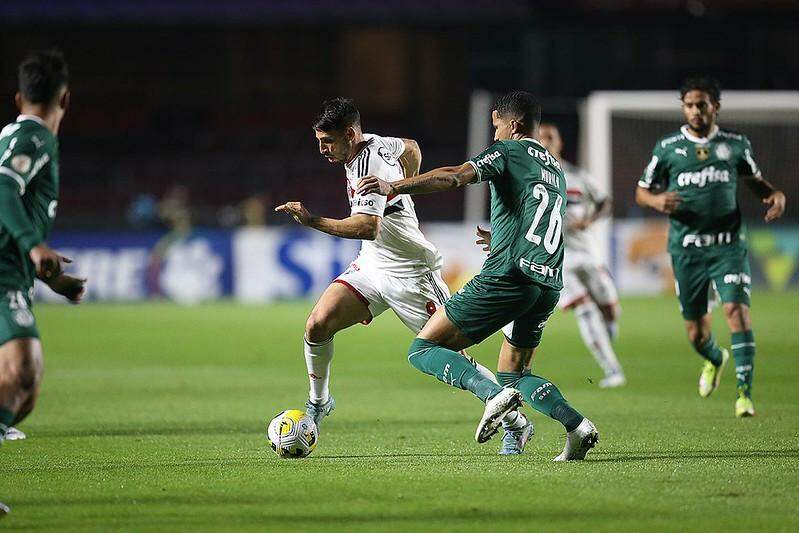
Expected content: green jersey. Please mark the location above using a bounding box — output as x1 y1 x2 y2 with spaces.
468 138 567 290
0 115 60 291
638 124 761 256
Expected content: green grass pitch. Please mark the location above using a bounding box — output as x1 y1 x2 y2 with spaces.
2 293 798 531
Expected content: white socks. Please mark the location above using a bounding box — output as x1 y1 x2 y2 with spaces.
304 336 334 404
575 300 623 378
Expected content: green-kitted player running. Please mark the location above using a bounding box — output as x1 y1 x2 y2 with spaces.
0 50 85 451
635 77 786 417
359 91 598 461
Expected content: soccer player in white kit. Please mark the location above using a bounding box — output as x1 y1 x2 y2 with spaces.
276 98 530 449
538 124 626 388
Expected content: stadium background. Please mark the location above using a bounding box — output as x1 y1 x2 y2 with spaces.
2 0 798 304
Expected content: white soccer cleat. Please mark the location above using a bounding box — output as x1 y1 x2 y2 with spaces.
0 502 9 519
553 418 599 462
599 373 626 389
475 388 523 443
5 427 26 441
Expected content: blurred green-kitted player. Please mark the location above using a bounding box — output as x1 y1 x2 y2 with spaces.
635 77 787 417
0 50 87 450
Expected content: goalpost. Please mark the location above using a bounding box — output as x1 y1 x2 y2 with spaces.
466 90 799 278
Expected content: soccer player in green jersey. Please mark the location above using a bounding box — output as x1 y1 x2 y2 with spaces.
359 91 598 461
0 50 86 450
635 77 786 418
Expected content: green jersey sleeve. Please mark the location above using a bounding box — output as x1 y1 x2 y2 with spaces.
0 178 41 253
468 142 509 182
0 136 40 196
638 143 669 190
737 136 762 178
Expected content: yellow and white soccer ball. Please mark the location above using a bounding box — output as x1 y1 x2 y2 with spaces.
267 409 318 459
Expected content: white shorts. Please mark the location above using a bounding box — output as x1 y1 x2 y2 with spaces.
560 263 618 310
334 263 451 333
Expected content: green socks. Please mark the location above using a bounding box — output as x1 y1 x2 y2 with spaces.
0 407 14 443
407 338 503 402
695 335 724 366
731 330 755 397
497 370 583 432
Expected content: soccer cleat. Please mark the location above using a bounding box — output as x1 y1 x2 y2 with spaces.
599 373 626 389
5 427 26 441
735 393 755 418
554 418 599 462
499 413 534 455
305 396 335 429
699 348 729 398
0 502 9 519
475 388 523 444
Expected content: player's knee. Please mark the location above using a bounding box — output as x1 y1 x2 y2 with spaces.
686 327 709 348
724 303 751 331
0 341 42 394
305 311 335 343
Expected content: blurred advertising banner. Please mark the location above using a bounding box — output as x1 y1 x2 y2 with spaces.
36 223 799 303
612 220 799 294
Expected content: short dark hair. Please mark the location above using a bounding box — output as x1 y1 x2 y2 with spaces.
493 91 542 133
313 97 361 132
18 49 69 106
680 76 721 104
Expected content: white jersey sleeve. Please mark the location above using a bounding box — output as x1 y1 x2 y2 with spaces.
379 136 406 160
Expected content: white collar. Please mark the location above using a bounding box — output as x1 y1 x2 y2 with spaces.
17 114 47 127
680 124 719 144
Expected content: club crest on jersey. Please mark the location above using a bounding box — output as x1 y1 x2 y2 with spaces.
695 145 710 161
11 154 32 174
377 147 397 166
715 143 731 160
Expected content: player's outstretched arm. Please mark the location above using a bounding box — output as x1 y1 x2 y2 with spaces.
635 186 681 215
398 138 422 178
275 202 380 240
743 175 786 223
357 162 477 197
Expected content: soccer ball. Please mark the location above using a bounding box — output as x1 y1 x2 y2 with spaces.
267 409 318 458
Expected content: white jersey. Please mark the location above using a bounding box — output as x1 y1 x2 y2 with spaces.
344 133 442 276
563 162 607 266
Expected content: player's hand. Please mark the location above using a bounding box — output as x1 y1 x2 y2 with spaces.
356 176 394 197
274 202 313 226
49 274 87 304
29 243 70 281
763 190 786 222
475 225 492 253
652 191 681 214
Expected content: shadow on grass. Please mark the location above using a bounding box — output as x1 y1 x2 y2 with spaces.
588 449 799 462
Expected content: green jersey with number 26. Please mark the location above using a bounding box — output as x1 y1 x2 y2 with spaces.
468 138 566 290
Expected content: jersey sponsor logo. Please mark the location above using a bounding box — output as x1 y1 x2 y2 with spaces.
715 143 731 160
682 232 733 248
695 145 710 161
475 150 502 169
519 257 560 278
674 147 688 157
676 165 730 188
11 154 32 174
527 146 562 170
722 272 751 286
350 197 375 208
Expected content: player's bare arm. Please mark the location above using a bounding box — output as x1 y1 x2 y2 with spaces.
275 201 380 240
398 138 422 178
357 162 477 197
635 186 681 215
741 174 786 222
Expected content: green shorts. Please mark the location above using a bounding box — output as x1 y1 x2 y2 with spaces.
671 249 751 321
0 289 39 346
444 273 560 349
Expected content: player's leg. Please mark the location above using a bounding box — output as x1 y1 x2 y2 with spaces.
495 288 598 460
303 272 387 428
388 272 527 446
710 250 756 417
0 338 43 444
673 254 729 396
589 266 622 341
